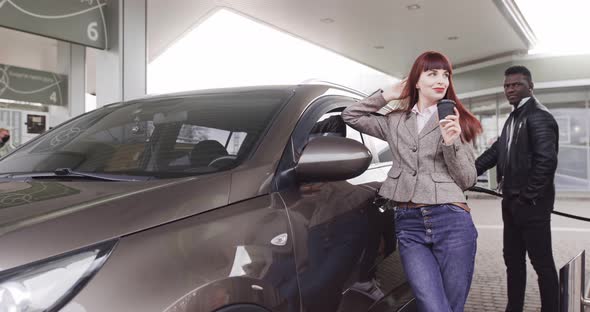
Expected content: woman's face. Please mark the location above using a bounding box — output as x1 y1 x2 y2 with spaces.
416 68 450 102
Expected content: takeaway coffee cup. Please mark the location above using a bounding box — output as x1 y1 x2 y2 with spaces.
437 99 456 123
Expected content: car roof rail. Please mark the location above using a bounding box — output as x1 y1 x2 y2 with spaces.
298 79 368 97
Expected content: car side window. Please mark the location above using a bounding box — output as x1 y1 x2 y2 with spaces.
274 95 362 191
347 126 363 143
310 112 363 144
362 134 393 165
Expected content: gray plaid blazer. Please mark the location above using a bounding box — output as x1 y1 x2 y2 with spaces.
342 92 477 204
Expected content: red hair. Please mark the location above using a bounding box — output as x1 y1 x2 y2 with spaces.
397 51 482 143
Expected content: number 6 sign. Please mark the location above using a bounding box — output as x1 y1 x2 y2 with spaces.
87 21 99 42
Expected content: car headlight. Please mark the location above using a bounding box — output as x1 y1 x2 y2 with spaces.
0 239 118 312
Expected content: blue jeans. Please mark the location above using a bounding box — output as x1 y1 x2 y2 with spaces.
395 204 478 312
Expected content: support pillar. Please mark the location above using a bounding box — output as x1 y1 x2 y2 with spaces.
95 0 146 107
58 42 86 117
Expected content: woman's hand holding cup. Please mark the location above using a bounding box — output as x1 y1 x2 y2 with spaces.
440 107 461 145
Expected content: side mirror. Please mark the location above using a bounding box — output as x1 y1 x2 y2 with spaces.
295 136 372 182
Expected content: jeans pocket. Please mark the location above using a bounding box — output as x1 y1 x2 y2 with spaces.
394 207 408 221
446 204 467 213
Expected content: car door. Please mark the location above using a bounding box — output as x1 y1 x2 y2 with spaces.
273 95 413 312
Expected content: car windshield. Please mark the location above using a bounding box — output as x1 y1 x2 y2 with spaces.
0 89 291 178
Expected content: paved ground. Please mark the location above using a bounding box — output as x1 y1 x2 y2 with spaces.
464 196 590 312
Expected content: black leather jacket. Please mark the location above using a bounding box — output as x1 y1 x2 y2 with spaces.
476 98 559 205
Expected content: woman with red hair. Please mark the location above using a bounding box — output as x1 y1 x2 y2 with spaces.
343 51 482 312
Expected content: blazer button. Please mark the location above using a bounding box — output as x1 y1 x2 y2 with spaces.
411 146 417 152
412 170 417 176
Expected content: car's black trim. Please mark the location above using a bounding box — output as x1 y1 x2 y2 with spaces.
214 303 272 312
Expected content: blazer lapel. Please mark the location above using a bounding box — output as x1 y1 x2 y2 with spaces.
403 112 418 142
418 112 440 139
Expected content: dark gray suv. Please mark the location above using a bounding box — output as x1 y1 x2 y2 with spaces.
0 84 415 312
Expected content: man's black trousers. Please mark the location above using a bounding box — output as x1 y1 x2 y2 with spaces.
501 194 559 312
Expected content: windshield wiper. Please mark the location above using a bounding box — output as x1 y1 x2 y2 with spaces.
54 168 154 181
0 168 153 182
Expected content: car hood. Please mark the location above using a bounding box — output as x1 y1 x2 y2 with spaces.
0 173 231 270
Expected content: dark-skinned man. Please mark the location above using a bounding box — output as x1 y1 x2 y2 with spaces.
476 66 559 312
